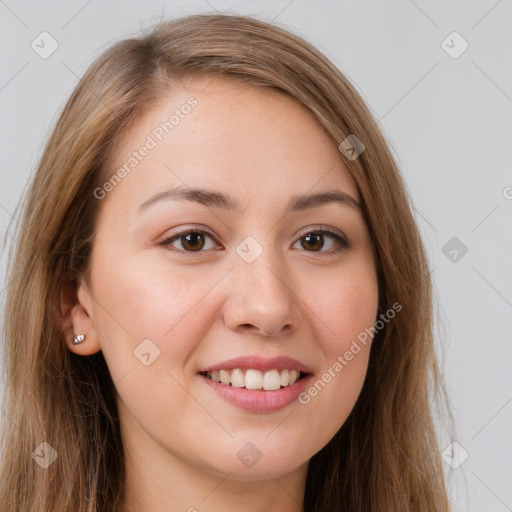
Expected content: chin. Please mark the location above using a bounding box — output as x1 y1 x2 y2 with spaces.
197 441 311 481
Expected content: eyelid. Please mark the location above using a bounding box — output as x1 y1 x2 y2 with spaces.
159 224 214 240
295 224 350 245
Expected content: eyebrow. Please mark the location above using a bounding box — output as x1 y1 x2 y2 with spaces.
138 186 361 215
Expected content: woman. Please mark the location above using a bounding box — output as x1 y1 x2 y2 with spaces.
0 13 454 511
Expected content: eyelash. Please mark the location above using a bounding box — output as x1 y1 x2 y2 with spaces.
158 226 352 257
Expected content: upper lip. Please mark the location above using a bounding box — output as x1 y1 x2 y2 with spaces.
198 355 313 374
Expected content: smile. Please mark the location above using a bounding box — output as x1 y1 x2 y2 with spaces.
199 368 307 391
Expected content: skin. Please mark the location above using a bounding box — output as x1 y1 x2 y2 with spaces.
64 77 379 512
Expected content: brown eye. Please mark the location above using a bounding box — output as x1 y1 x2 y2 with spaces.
301 233 324 251
159 227 351 257
159 230 219 253
293 229 351 255
179 232 206 251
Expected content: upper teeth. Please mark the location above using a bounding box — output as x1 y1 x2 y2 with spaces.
205 368 301 390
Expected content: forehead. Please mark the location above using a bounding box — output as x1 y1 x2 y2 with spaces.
103 77 359 211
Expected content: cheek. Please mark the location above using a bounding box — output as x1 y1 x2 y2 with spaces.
311 256 379 355
297 258 378 428
323 283 378 354
88 247 219 382
88 251 223 434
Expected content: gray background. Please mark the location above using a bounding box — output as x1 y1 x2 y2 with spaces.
1 1 511 510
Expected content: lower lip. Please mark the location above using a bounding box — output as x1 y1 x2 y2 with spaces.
199 373 313 413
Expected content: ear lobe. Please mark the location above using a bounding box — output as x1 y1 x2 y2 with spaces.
60 277 101 355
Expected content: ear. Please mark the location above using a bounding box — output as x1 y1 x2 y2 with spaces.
60 275 102 356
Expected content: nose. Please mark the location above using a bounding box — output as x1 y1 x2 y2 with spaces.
222 246 303 338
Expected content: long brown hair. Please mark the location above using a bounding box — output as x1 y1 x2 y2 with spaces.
0 13 455 511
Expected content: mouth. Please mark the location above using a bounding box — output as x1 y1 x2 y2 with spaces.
196 355 313 411
198 368 310 391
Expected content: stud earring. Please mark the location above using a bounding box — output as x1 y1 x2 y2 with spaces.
73 334 86 345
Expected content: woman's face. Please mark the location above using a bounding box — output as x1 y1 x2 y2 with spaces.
73 78 379 482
